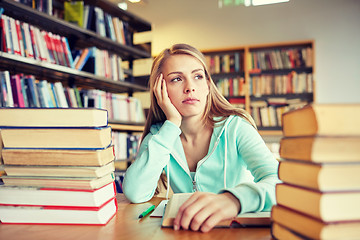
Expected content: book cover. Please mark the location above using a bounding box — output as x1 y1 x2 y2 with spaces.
3 161 115 178
1 126 112 149
271 222 312 240
0 182 116 207
161 193 271 228
10 74 25 107
2 145 114 166
282 104 360 137
0 108 108 127
276 183 360 222
64 1 84 28
271 205 360 240
279 136 360 162
1 172 115 190
0 196 117 225
278 160 360 191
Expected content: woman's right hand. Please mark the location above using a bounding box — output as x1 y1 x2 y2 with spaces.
153 73 182 127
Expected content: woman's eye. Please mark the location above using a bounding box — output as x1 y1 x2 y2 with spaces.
195 74 204 80
171 77 182 82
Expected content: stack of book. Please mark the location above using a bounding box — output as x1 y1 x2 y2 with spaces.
0 108 117 225
271 104 360 239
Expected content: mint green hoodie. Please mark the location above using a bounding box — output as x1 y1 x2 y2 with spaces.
123 115 280 214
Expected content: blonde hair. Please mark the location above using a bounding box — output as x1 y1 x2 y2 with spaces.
142 43 256 141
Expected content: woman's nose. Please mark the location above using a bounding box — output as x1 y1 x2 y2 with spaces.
184 80 195 93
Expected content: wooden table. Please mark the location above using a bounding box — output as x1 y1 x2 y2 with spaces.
0 194 272 240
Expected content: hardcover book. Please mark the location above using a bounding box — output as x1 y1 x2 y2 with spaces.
276 183 360 222
279 136 360 162
1 145 114 166
271 205 360 240
0 197 117 225
1 172 115 190
3 161 115 178
278 160 360 191
0 126 112 149
281 104 360 137
0 182 116 208
0 108 108 127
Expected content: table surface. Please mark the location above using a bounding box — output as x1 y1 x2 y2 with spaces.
0 194 272 240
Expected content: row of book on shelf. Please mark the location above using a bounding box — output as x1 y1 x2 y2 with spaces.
250 72 313 96
12 0 132 46
216 76 246 97
0 71 145 123
248 46 313 71
0 12 73 67
271 104 360 240
64 1 132 46
15 0 53 15
0 108 119 225
250 99 308 128
204 51 244 74
0 12 127 81
73 47 125 81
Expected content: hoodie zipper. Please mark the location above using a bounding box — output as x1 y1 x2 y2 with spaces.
171 118 229 193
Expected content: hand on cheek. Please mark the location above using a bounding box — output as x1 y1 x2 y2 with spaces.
173 192 241 233
153 73 182 127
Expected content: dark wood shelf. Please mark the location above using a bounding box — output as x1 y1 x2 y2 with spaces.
249 67 313 75
0 52 148 93
211 72 245 80
250 93 313 101
0 0 151 60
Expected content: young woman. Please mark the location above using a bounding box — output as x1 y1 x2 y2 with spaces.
122 43 279 232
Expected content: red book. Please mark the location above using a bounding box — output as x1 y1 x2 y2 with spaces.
0 182 116 208
10 74 25 107
0 197 117 225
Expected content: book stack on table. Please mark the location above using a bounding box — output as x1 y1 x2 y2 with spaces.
0 108 117 225
271 104 360 240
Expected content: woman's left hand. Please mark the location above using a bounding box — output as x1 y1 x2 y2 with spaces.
173 192 241 232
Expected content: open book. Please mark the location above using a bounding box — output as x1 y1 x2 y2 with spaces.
161 193 271 228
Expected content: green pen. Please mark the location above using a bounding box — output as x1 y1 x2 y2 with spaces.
138 205 155 219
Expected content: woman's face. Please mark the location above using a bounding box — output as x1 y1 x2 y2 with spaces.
161 54 210 119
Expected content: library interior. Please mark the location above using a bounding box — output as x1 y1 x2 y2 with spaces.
0 0 359 239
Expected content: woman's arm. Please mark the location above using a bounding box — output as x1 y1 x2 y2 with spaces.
123 73 183 203
122 120 181 203
223 118 280 213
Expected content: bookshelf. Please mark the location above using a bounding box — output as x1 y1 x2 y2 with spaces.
202 40 315 136
0 0 151 172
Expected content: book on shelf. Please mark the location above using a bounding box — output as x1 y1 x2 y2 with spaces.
271 205 360 240
278 160 360 192
279 136 360 162
0 182 116 208
64 1 84 28
1 145 114 166
3 161 115 178
0 196 117 225
1 172 115 190
132 58 153 77
282 103 360 137
276 183 360 222
161 193 271 228
0 126 112 149
0 70 14 107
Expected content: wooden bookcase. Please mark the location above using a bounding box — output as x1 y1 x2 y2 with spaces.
202 40 315 137
0 0 151 171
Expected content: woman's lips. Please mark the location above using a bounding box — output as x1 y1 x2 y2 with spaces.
182 98 199 104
